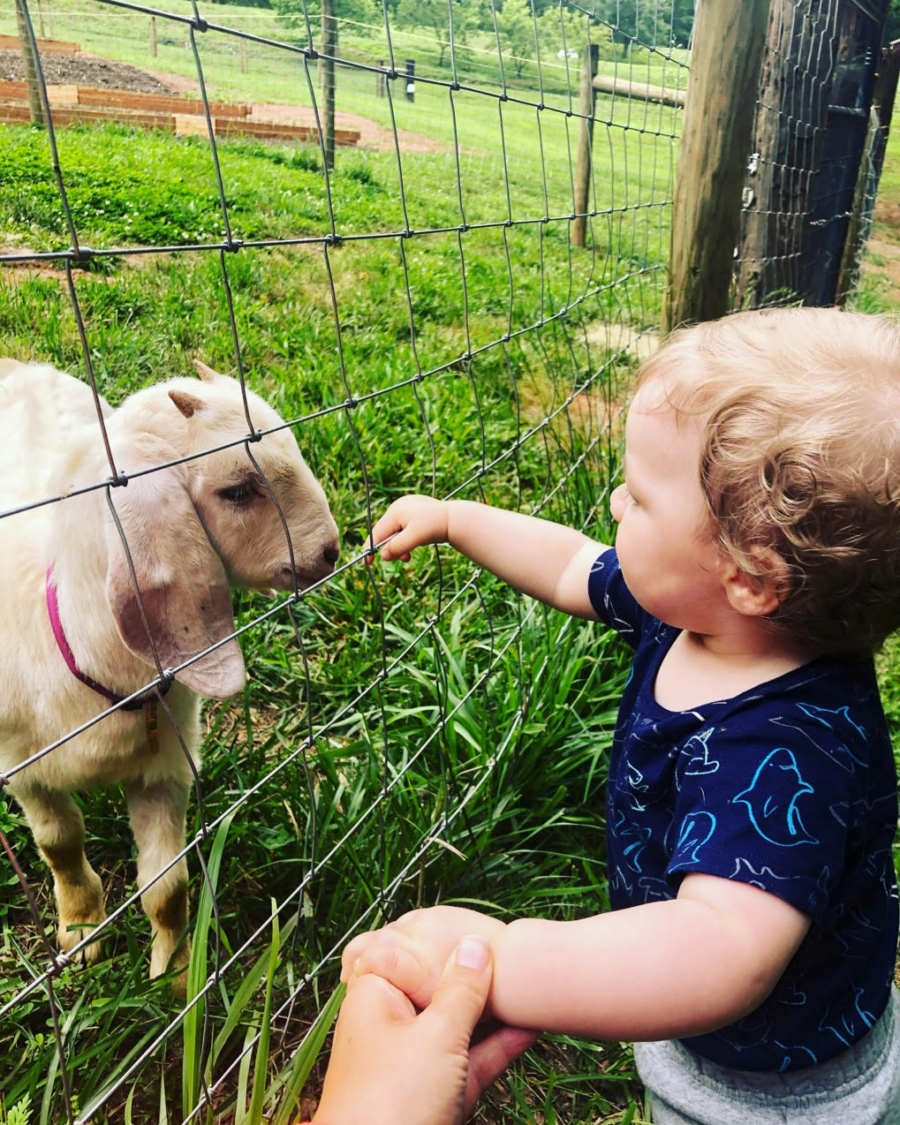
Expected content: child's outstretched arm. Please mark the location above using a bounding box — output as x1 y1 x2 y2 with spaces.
343 875 811 1043
371 495 609 619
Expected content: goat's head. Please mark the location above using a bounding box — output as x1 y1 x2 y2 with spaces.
102 363 339 699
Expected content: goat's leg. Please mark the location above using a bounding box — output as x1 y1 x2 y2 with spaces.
125 777 191 993
14 787 106 964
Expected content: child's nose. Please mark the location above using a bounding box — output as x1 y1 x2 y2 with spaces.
610 484 626 522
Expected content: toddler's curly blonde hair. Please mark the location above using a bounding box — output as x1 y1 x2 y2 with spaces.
636 307 900 655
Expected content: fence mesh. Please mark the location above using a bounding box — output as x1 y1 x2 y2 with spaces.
0 0 889 1121
735 0 889 307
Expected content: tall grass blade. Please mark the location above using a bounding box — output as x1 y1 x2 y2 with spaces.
183 811 236 1117
247 903 279 1125
271 984 345 1125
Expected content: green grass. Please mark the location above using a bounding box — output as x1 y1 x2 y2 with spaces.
0 25 658 1120
0 0 689 106
1 7 898 1123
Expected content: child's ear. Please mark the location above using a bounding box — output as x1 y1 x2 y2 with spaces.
720 548 786 618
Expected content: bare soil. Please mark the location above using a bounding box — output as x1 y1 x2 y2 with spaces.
0 49 452 153
0 48 177 93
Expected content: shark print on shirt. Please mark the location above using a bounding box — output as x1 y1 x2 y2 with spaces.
588 549 899 1073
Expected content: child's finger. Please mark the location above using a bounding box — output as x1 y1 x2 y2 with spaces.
351 940 432 1003
340 931 381 980
379 527 418 561
340 924 411 982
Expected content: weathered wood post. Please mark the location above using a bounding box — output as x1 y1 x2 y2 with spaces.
15 0 44 126
572 42 599 248
321 0 335 171
240 38 248 74
735 1 838 307
376 58 385 98
664 0 772 331
835 39 900 304
150 15 157 57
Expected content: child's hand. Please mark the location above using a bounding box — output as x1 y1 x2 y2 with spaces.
369 495 449 562
341 906 507 1012
314 934 536 1125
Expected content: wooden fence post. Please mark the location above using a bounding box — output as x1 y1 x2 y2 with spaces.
240 39 247 74
572 42 599 248
149 15 157 57
321 0 335 171
835 39 900 304
664 0 772 331
15 0 43 126
735 0 838 308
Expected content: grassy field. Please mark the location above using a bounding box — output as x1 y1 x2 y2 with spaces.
0 7 665 1122
0 5 898 1124
0 0 690 103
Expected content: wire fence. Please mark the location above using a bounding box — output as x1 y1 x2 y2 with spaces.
734 0 891 307
0 1 890 1121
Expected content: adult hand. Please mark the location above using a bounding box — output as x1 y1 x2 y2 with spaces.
342 906 507 1013
369 495 450 562
313 935 536 1125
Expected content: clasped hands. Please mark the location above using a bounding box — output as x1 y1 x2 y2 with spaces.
342 905 507 1010
312 906 535 1125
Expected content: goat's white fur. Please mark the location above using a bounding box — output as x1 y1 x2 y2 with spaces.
0 360 338 990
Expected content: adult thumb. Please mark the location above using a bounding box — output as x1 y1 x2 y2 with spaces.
421 935 492 1041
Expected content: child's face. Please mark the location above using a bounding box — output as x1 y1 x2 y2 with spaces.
610 379 729 632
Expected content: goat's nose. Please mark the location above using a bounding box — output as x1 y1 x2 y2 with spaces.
323 541 340 567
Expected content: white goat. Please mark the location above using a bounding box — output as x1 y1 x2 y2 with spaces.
0 358 339 989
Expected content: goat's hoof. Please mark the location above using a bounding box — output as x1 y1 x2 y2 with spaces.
58 911 107 966
150 934 191 999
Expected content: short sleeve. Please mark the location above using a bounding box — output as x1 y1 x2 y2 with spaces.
587 549 651 648
664 715 860 922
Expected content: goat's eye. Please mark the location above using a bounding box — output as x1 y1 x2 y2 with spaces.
218 482 256 505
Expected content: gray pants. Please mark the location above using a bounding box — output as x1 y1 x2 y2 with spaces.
635 988 900 1124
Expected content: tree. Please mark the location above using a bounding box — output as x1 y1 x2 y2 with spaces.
590 0 679 54
887 0 900 42
396 0 479 68
496 0 536 78
670 0 694 48
272 0 382 36
537 4 589 63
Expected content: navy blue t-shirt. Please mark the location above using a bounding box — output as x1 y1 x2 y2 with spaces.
588 549 899 1073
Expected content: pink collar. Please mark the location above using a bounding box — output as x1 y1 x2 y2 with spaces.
46 566 157 712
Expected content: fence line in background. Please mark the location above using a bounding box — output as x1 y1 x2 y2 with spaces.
0 0 894 1120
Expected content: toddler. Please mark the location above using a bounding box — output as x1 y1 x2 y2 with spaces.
343 308 900 1124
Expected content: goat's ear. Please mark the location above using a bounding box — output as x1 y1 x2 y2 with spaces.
169 389 205 418
193 359 223 383
103 463 245 698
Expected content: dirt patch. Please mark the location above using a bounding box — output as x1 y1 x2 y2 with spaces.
245 101 457 155
873 198 900 245
0 47 453 154
862 237 900 305
0 48 177 94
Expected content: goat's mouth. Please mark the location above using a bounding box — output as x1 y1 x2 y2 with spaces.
271 560 336 591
